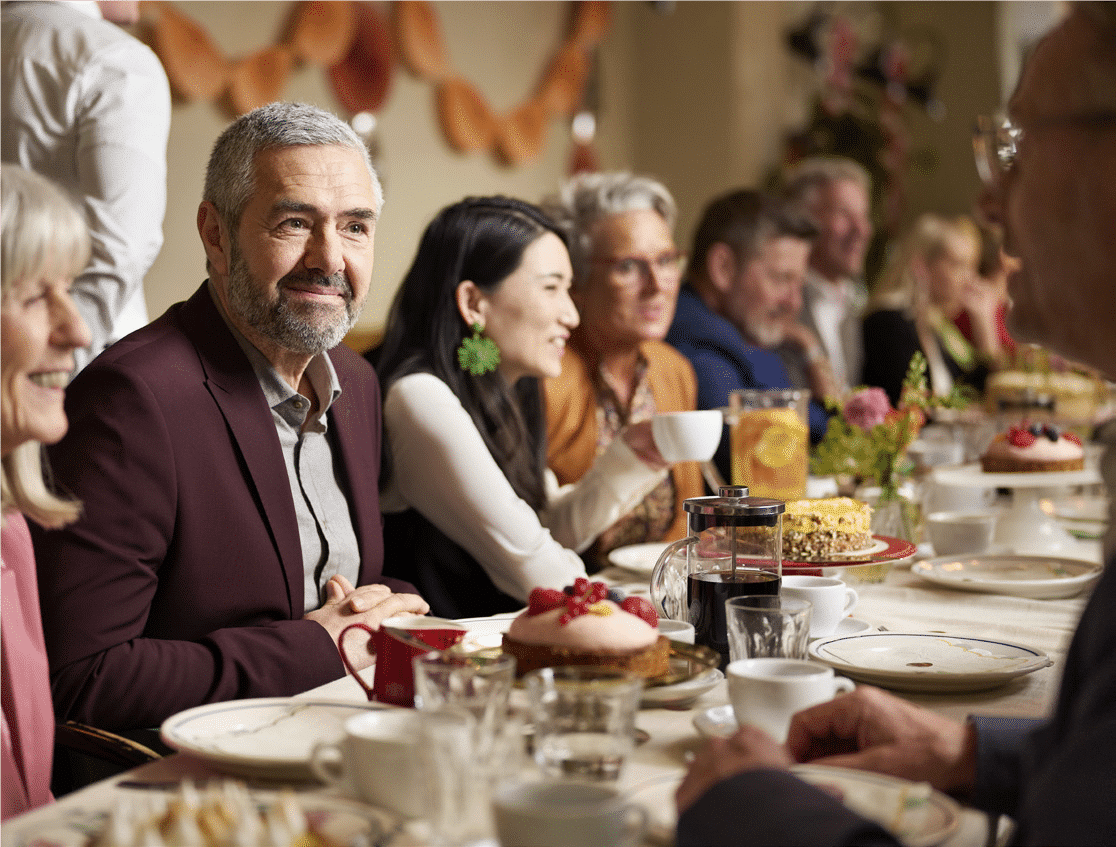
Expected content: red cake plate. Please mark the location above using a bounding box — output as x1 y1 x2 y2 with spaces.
781 534 918 577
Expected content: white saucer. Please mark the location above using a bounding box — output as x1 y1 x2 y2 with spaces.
693 703 738 738
607 542 670 576
642 668 723 708
809 616 874 640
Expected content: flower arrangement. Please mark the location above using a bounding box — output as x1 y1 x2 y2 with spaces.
811 353 967 498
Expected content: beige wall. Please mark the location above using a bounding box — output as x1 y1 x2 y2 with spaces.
141 1 1010 335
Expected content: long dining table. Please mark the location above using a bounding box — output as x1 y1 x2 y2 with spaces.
2 537 1102 847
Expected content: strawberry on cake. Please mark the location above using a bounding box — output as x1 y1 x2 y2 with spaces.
501 579 671 678
980 423 1085 473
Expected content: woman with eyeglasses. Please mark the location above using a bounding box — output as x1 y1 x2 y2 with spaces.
861 213 1001 406
540 172 704 572
376 197 677 618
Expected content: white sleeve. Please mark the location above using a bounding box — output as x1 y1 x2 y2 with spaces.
541 438 669 553
383 374 587 602
72 36 171 358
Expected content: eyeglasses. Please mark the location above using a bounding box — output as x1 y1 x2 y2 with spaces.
973 111 1116 186
591 249 686 287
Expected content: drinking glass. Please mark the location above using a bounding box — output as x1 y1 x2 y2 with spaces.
725 596 813 662
412 650 516 756
525 667 643 782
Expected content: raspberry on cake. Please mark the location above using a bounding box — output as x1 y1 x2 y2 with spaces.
501 580 671 678
981 423 1085 473
781 497 874 561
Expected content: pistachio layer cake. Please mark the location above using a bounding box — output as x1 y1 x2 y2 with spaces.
781 497 873 561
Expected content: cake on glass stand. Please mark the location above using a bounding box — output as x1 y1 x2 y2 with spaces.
932 464 1102 554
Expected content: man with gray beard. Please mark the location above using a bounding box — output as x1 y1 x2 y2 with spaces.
32 102 429 734
666 188 833 482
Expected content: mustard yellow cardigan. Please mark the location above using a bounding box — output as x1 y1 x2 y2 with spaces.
544 339 706 543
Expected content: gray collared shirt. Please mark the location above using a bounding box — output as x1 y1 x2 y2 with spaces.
213 291 362 611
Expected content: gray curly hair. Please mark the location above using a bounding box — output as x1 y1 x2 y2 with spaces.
541 172 676 288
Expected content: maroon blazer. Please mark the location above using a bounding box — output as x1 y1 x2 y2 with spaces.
32 284 409 731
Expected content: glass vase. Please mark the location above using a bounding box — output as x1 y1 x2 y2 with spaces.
870 487 923 544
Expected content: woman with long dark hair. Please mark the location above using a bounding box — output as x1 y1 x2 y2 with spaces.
376 197 670 618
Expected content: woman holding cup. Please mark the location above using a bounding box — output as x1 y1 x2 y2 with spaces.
376 197 677 619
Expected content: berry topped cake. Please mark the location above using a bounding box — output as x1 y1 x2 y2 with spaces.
501 579 670 678
980 423 1085 473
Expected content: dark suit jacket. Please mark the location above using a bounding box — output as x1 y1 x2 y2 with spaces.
32 283 410 731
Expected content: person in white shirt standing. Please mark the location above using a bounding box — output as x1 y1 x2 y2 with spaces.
780 156 874 394
2 0 170 372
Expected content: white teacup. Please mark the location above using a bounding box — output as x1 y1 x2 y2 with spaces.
657 618 696 644
651 410 723 463
492 780 647 847
309 710 423 818
926 510 998 556
727 658 854 743
781 575 858 638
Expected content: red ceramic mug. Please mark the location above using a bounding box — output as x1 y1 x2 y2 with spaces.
339 615 467 707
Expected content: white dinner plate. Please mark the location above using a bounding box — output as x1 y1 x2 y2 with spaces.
160 698 388 779
641 668 723 708
607 541 671 576
809 632 1052 693
690 712 960 847
794 765 961 847
912 554 1102 599
4 788 396 847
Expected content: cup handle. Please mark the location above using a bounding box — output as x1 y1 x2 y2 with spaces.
338 622 377 701
834 676 856 695
622 804 649 847
843 588 859 616
308 740 345 788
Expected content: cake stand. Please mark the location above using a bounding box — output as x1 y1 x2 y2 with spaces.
932 464 1102 555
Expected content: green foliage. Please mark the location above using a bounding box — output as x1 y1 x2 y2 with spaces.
810 352 968 493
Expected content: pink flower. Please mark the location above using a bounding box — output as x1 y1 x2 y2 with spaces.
843 387 893 431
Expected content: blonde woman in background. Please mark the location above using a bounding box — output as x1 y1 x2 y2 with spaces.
2 164 92 818
861 213 1002 405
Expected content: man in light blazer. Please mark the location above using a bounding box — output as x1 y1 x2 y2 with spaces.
32 102 428 732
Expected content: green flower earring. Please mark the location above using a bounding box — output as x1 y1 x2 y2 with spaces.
457 322 500 375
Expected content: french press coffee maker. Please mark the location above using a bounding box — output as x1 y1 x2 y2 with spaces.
650 486 784 667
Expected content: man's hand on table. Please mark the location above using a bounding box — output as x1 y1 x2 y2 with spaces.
304 575 431 670
677 686 979 814
676 724 793 813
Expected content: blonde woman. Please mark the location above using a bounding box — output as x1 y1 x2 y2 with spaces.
862 213 1000 405
2 165 92 818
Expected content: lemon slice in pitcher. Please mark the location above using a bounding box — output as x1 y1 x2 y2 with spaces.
755 422 804 468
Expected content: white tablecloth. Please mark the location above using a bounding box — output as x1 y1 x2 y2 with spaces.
3 541 1102 847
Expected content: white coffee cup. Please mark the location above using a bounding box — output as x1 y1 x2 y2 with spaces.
727 658 854 743
309 710 423 818
492 780 647 847
651 410 723 463
657 618 696 644
926 510 998 556
781 575 858 638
